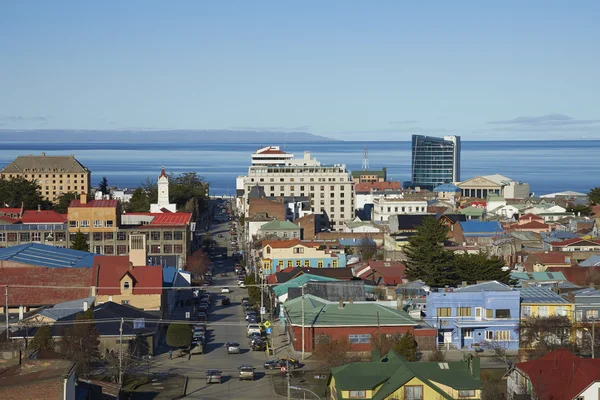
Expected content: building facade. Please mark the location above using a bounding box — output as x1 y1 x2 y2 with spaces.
411 135 460 190
260 239 347 276
351 168 387 183
0 152 90 202
372 197 428 222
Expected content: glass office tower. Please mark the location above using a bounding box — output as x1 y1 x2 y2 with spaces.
411 135 461 190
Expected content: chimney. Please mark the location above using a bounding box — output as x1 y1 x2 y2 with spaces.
37 204 41 212
338 298 344 309
18 306 24 320
80 193 87 204
83 301 89 312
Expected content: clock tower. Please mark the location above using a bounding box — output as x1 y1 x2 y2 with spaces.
150 166 177 213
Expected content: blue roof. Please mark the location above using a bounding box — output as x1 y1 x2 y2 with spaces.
433 183 461 192
338 238 375 246
459 221 503 235
0 243 96 268
163 266 177 286
518 287 571 304
580 255 600 267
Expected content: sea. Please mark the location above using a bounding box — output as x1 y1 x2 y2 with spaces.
1 140 598 197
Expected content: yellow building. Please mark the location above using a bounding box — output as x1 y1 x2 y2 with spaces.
329 351 481 400
0 152 90 202
67 195 120 253
519 287 574 322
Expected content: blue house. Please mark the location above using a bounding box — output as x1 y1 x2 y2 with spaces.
424 281 520 350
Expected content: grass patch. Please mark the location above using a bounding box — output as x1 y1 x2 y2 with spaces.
122 375 152 391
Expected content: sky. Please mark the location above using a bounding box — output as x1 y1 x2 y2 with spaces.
1 1 599 140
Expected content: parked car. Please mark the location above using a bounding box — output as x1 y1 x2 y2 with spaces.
197 312 208 322
241 297 250 305
239 282 246 288
248 332 263 344
247 324 261 337
221 287 230 293
218 233 223 238
225 341 241 354
206 370 222 384
264 358 299 370
245 311 257 321
251 340 267 351
221 297 231 306
238 365 255 381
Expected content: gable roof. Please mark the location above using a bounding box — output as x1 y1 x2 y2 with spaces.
515 350 600 400
459 206 485 216
269 266 355 284
20 210 67 224
93 256 162 295
580 255 600 267
454 281 512 292
433 183 461 192
37 296 96 321
259 220 300 231
396 215 428 230
0 243 96 268
69 199 119 208
272 274 339 297
518 287 571 304
551 238 600 247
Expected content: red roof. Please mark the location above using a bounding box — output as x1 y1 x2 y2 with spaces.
505 221 549 232
93 256 162 295
0 208 22 215
69 199 119 208
547 266 600 285
124 212 191 226
515 350 600 399
552 238 600 247
519 213 544 221
529 252 571 265
159 166 168 178
0 216 19 224
20 210 68 224
0 267 93 307
354 181 402 193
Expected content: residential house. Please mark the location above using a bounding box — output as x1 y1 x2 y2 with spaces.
0 359 76 399
257 220 301 240
504 215 551 234
432 183 461 201
506 349 600 400
352 260 407 286
372 197 428 222
328 350 481 400
354 181 403 220
459 206 485 220
163 266 191 317
342 219 382 233
272 273 339 303
260 239 347 276
21 296 95 329
283 294 417 353
580 254 600 267
424 282 521 350
550 238 600 252
452 221 504 246
287 280 367 303
265 266 356 285
509 271 568 290
351 168 387 183
294 213 316 240
523 251 574 272
518 287 573 346
572 288 600 323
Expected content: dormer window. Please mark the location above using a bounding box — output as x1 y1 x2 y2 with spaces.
124 281 130 290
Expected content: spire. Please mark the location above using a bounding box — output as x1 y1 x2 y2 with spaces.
159 165 168 179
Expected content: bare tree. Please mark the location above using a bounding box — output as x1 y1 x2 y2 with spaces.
103 335 150 383
185 249 210 279
483 338 516 367
359 236 378 261
517 315 572 359
315 338 362 369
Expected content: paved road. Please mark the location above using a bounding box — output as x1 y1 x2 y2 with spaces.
159 207 280 399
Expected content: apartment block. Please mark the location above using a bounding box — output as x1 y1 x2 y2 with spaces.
372 196 428 222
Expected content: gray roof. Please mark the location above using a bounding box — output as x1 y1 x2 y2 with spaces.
518 287 571 304
454 281 512 292
1 154 88 173
580 255 600 267
38 297 95 320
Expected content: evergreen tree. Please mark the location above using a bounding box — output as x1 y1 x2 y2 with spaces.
30 325 54 351
62 309 100 376
98 176 110 196
125 187 151 212
166 323 193 349
53 192 77 214
394 332 418 361
455 252 513 285
589 187 600 205
71 230 89 252
404 217 456 287
0 176 50 209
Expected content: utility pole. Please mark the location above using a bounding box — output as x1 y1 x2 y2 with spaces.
377 311 381 348
260 272 264 323
301 284 305 360
5 285 8 341
118 318 124 384
287 359 291 400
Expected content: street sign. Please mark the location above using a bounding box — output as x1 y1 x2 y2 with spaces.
263 320 271 328
266 327 272 335
260 307 266 315
185 312 190 319
280 366 287 373
133 318 145 329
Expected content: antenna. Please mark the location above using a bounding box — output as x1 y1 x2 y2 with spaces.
362 145 369 171
284 132 288 151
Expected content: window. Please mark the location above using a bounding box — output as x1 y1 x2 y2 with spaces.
7 233 17 242
437 307 451 317
587 310 599 320
485 331 494 340
538 306 549 317
317 260 324 268
349 390 366 399
104 245 114 255
123 281 130 289
163 244 172 253
459 390 476 397
293 247 304 254
287 260 292 268
278 260 284 268
486 309 493 318
117 232 127 241
105 220 114 228
174 231 183 240
348 334 371 344
554 306 568 317
32 232 41 242
117 245 127 255
93 232 102 241
151 231 160 241
495 330 510 341
266 247 271 254
0 233 5 242
121 300 130 305
104 232 113 240
463 328 473 338
150 245 161 254
304 260 310 267
332 259 338 268
457 307 471 317
404 385 423 400
521 306 532 318
20 232 30 241
495 309 511 318
163 231 173 240
295 260 302 267
93 220 102 228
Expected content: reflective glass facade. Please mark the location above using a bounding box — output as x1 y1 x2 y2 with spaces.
411 135 460 190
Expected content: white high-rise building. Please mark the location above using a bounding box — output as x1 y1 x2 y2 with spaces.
237 150 354 231
150 167 177 213
251 146 294 166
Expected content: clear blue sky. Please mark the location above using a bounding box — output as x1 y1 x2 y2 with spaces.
1 1 599 140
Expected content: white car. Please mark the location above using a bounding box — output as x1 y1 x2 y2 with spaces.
247 324 261 337
221 287 230 293
238 282 246 288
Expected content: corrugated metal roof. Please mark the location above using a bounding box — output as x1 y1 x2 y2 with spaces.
454 281 512 292
459 221 503 234
519 287 571 304
0 243 96 268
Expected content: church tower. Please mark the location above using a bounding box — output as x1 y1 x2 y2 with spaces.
150 166 177 213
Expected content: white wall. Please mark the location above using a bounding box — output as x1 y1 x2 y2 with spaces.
503 182 530 199
576 381 600 399
247 220 269 243
372 198 428 222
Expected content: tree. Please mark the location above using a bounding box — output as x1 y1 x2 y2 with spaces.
53 192 77 214
170 172 208 210
454 252 513 285
103 334 149 383
358 236 378 261
125 187 151 212
517 315 572 359
203 233 212 250
403 217 456 287
71 230 89 252
61 309 100 376
98 176 110 197
315 337 362 368
0 176 51 209
30 325 54 351
393 332 418 361
244 274 261 305
567 204 594 217
166 323 192 355
589 187 600 205
142 177 158 204
186 249 210 279
426 348 447 362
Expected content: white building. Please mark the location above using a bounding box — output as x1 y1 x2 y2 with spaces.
150 167 177 213
251 145 294 166
237 150 354 230
372 197 428 222
457 174 530 200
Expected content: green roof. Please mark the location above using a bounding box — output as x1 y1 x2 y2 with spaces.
459 206 485 216
283 294 417 327
330 351 481 400
351 169 386 178
272 274 339 298
259 220 300 231
487 195 505 201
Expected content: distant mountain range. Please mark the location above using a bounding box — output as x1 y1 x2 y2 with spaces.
0 129 337 143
